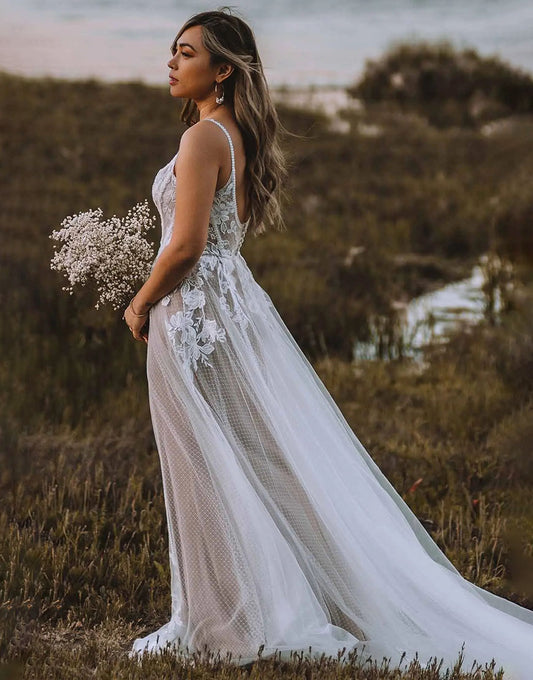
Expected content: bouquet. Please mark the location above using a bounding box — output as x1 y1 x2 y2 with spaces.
50 200 156 310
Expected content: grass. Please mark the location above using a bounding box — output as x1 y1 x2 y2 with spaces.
1 43 533 677
4 309 533 677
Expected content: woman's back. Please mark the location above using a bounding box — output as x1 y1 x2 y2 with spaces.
206 117 250 226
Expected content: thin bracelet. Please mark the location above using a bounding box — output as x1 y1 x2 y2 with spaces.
129 297 150 317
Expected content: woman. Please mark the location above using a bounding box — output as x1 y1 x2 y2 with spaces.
124 8 533 676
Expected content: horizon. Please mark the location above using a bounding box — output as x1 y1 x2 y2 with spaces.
1 0 533 88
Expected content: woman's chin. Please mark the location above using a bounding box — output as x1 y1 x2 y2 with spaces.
169 83 182 97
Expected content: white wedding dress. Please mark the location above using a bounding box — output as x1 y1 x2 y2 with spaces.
131 118 533 677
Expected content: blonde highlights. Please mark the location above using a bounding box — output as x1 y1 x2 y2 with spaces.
172 8 287 236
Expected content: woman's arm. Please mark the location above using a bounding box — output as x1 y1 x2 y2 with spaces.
124 121 224 341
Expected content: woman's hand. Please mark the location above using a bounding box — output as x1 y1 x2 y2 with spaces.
123 302 149 344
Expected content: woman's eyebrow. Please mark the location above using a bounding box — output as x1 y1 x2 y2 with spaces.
177 42 197 51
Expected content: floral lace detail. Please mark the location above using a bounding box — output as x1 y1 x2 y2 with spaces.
154 118 258 376
165 273 226 375
152 153 178 237
165 246 252 375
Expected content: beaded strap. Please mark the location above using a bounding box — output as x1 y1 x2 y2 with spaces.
205 118 249 241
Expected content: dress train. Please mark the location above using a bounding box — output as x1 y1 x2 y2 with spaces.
130 118 533 677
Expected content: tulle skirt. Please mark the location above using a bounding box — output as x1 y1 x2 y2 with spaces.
131 252 533 677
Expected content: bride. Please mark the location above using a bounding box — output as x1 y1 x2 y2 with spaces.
123 8 533 677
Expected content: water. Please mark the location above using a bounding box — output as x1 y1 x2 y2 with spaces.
405 265 490 350
1 0 533 87
353 255 513 362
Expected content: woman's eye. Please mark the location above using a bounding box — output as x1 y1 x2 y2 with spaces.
181 52 192 58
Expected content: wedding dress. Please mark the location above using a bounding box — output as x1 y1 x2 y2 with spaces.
131 118 533 677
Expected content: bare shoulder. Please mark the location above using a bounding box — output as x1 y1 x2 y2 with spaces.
177 119 227 163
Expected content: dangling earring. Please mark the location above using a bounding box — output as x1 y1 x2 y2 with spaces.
215 81 225 105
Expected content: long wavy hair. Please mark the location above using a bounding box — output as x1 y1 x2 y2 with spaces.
171 8 287 235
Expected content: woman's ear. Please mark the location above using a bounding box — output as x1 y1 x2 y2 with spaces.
217 63 234 82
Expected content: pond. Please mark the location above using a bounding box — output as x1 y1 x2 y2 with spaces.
353 254 514 361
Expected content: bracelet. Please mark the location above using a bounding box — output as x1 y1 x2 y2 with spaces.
129 297 150 317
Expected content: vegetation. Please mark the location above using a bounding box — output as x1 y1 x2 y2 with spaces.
2 303 533 678
1 41 533 679
348 40 533 128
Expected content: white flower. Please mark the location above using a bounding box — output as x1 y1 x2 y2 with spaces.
219 296 231 313
212 205 232 233
49 200 156 310
182 288 206 310
231 306 249 330
200 254 218 272
167 311 196 343
199 318 226 343
191 339 215 366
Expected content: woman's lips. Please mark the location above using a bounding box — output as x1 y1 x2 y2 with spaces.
169 76 178 84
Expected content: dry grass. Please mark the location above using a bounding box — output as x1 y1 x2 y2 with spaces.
1 61 532 677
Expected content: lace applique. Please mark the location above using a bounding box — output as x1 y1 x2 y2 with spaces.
165 245 252 376
157 118 258 376
152 154 177 231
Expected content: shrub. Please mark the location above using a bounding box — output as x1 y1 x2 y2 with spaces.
348 40 533 128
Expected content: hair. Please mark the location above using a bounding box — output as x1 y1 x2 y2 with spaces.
171 7 288 235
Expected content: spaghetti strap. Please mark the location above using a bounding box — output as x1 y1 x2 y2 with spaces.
204 118 249 228
204 118 236 172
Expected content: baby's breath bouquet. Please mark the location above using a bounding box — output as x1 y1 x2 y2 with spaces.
50 200 156 310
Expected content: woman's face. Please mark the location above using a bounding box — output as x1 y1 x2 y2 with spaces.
167 25 222 101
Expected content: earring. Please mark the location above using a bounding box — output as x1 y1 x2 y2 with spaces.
215 81 225 105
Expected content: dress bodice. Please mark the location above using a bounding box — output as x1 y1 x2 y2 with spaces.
151 118 250 262
148 118 269 375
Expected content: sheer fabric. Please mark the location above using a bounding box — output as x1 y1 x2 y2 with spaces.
131 118 533 677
